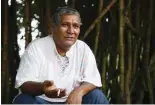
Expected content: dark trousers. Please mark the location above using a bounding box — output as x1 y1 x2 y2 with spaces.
13 88 109 104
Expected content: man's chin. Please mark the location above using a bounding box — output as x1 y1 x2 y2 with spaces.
63 42 75 48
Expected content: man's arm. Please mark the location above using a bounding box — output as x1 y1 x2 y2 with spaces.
66 82 96 104
20 80 66 98
20 81 44 96
74 82 96 96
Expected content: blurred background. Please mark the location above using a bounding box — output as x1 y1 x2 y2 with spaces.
1 0 155 104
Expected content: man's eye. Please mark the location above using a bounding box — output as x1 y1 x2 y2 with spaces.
61 24 67 27
73 25 80 29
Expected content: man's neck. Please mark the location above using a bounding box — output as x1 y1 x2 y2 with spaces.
56 45 69 56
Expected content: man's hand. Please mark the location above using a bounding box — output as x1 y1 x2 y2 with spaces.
43 80 66 98
66 82 96 104
66 89 83 104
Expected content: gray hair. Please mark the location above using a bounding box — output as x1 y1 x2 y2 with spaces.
51 7 82 28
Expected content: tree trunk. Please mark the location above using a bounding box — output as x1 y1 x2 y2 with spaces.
125 26 132 104
38 0 48 37
119 0 125 103
142 0 154 103
25 0 32 47
68 0 76 8
101 52 107 92
83 0 117 40
1 0 9 103
8 0 19 102
133 3 140 80
125 1 133 103
132 2 143 104
93 0 103 56
46 0 52 34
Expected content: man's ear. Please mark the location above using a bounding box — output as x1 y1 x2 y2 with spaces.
48 25 53 34
51 27 56 35
51 25 55 34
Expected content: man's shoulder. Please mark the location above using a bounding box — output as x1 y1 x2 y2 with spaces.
74 39 91 51
30 36 51 45
76 39 87 46
25 35 53 52
26 36 51 47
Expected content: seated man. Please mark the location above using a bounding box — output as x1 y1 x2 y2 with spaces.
13 7 109 104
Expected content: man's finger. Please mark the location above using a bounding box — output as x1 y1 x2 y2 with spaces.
44 80 54 87
60 88 66 92
49 80 54 86
60 89 67 97
57 89 61 96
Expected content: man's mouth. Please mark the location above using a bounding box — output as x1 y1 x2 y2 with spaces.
65 37 74 41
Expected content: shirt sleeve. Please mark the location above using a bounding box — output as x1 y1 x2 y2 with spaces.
81 44 102 87
15 43 41 89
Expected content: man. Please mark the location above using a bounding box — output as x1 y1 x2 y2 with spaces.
13 7 109 104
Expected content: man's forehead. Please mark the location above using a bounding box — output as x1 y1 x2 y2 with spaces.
60 14 81 23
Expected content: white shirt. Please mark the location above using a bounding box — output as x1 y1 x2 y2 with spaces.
15 35 102 102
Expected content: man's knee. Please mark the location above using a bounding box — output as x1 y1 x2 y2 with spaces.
12 94 35 104
82 88 109 104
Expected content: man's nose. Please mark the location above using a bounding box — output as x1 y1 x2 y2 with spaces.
67 26 74 33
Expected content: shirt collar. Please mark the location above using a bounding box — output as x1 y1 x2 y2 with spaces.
49 35 74 58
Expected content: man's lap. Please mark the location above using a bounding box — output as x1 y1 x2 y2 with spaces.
13 88 109 104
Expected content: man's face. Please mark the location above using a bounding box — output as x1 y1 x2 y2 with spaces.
53 14 81 50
